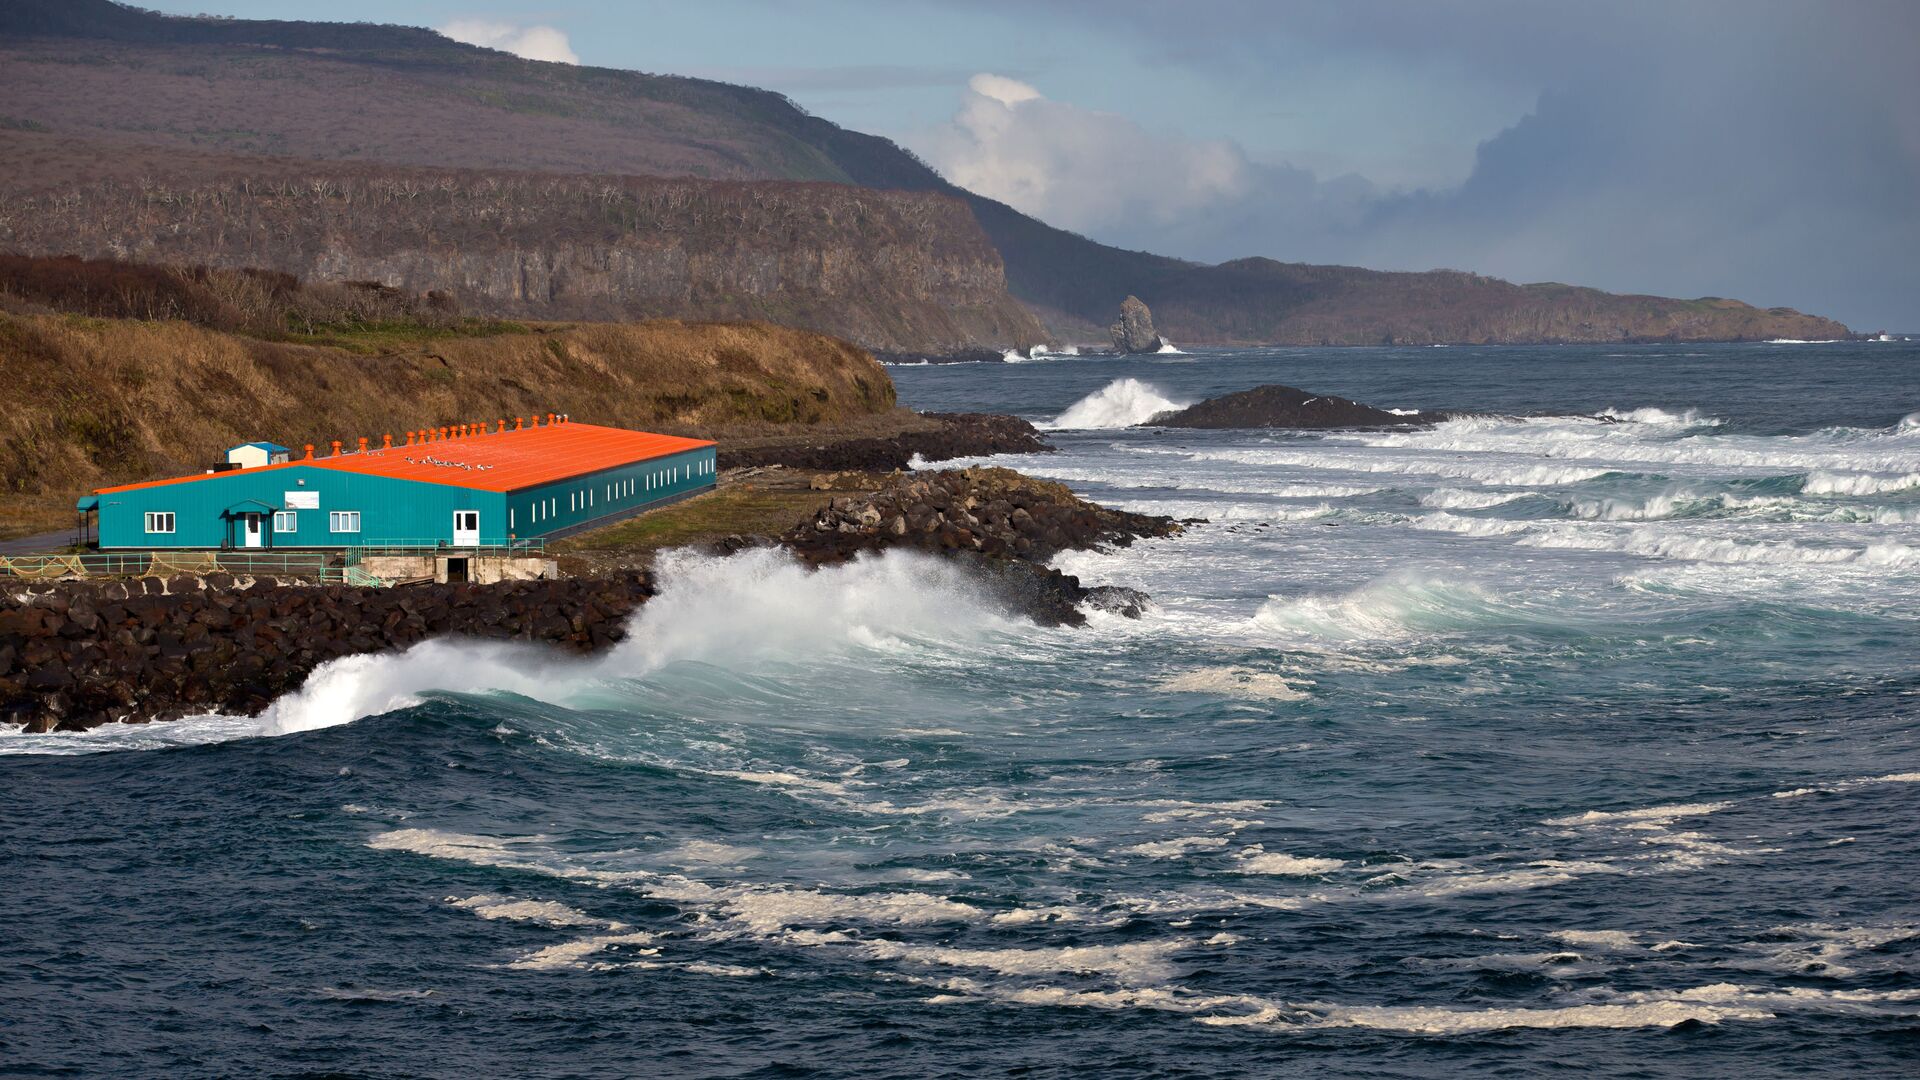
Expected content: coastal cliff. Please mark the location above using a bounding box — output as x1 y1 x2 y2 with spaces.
0 162 1047 354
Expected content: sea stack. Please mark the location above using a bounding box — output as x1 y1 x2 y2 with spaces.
1109 295 1162 354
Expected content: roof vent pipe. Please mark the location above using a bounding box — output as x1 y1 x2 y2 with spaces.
547 412 556 426
330 440 342 457
357 437 369 453
515 417 525 430
304 444 315 460
382 433 392 449
498 419 506 434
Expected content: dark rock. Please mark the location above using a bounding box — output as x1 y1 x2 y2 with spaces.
1151 384 1434 429
719 412 1051 472
1109 295 1162 354
0 571 658 733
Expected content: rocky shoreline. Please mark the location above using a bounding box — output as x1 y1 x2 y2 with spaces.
1 466 1175 733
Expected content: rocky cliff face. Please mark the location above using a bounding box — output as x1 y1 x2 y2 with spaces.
0 157 1047 353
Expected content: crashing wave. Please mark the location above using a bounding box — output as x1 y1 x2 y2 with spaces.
1043 378 1188 430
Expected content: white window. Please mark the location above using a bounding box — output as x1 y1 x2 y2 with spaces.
570 492 576 512
144 511 175 534
329 511 361 533
509 508 516 530
273 511 296 532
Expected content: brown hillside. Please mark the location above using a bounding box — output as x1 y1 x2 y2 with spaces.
0 312 895 521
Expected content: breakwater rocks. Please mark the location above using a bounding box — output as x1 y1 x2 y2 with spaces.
781 467 1176 625
1152 384 1433 429
0 573 655 733
719 413 1050 472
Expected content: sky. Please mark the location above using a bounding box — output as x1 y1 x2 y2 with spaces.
146 1 1920 330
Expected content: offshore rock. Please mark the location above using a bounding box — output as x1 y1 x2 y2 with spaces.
1109 295 1162 354
1152 384 1435 429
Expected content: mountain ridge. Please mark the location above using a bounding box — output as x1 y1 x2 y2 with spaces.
0 0 1853 346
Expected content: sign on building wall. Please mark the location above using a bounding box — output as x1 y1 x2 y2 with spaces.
284 491 320 509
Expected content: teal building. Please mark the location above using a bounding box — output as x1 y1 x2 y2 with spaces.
81 418 717 550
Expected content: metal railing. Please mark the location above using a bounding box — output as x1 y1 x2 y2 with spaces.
0 551 341 582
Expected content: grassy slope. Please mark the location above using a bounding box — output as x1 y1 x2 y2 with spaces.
0 312 895 529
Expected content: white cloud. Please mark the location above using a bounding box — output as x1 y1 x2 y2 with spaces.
916 73 1370 258
923 73 1261 235
439 19 579 65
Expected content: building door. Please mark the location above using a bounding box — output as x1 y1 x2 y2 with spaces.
242 512 263 548
453 510 480 547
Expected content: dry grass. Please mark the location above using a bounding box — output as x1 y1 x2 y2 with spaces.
550 468 886 573
0 312 895 499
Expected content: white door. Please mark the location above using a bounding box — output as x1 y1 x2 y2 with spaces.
453 510 480 547
242 512 263 548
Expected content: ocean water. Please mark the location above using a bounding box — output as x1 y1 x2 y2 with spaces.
4 341 1919 1078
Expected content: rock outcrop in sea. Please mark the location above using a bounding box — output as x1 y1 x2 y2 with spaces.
1151 384 1434 429
1109 295 1163 354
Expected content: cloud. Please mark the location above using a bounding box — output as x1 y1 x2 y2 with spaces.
912 0 1920 330
920 73 1372 248
439 19 579 65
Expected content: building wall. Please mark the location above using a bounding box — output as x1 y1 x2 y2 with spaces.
227 445 289 469
97 445 718 548
97 465 504 549
505 446 717 540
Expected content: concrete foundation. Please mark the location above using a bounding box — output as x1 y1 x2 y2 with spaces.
358 554 560 585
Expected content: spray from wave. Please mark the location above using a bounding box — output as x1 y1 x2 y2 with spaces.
1043 379 1188 430
3 549 1026 755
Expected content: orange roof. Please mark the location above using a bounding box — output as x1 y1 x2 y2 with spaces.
96 422 714 495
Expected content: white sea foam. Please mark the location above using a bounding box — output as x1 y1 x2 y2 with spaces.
1543 801 1732 827
1519 525 1908 567
509 930 660 971
1418 488 1529 510
1801 470 1920 496
801 930 1192 983
453 895 600 928
932 976 1920 1033
1407 512 1532 537
1550 929 1640 950
1123 836 1231 858
1043 378 1188 429
1157 667 1308 702
1745 924 1920 977
658 840 760 866
1155 341 1186 355
1252 577 1503 642
1235 847 1344 875
1598 406 1723 427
